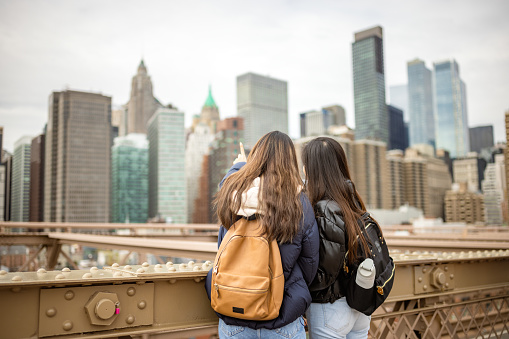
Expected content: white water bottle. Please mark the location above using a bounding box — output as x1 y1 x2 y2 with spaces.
356 258 375 289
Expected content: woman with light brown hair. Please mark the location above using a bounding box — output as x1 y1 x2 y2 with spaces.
205 131 319 339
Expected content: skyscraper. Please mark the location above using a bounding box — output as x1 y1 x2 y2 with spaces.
148 107 186 223
44 90 112 222
352 26 388 143
433 60 470 158
300 105 346 138
453 153 487 193
199 86 220 134
11 136 32 222
127 60 163 134
388 105 408 151
482 154 505 225
237 73 287 148
29 134 45 222
408 59 435 147
469 125 494 154
111 134 148 223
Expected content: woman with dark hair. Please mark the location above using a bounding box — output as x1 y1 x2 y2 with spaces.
302 137 372 339
205 131 319 339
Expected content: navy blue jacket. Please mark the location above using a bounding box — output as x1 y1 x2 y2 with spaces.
205 162 320 329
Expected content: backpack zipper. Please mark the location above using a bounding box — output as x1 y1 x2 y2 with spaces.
214 283 268 297
376 261 396 295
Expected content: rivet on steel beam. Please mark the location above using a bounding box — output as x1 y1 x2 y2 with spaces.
202 263 210 270
55 274 65 280
62 267 71 272
169 279 177 284
450 274 454 280
422 268 427 273
82 273 93 279
138 301 146 310
166 262 173 267
188 261 195 266
12 276 22 281
112 263 120 268
136 268 145 274
64 290 75 300
444 266 448 271
155 264 163 271
125 265 132 271
37 268 47 274
179 264 187 269
142 262 149 267
90 267 98 272
126 315 135 324
194 277 204 283
113 272 122 278
205 260 212 265
418 277 423 283
0 270 7 276
46 308 57 317
127 287 136 296
62 320 73 331
168 267 176 272
193 266 201 271
445 283 449 288
423 285 428 290
11 287 21 293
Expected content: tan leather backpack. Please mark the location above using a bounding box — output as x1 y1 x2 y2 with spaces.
211 217 284 320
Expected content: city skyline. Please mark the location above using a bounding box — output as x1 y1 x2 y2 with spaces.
1 0 508 152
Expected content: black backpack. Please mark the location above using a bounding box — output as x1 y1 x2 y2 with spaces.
341 212 395 316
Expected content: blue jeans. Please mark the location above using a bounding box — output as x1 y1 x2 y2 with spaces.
305 297 371 339
218 317 306 339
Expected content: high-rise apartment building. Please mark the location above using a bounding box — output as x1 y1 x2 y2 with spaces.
29 134 45 222
482 154 505 225
11 136 32 221
237 73 287 148
388 105 408 151
323 105 346 127
408 59 435 148
386 150 405 209
44 90 112 222
127 60 163 134
469 125 494 154
352 26 388 144
206 117 244 222
351 140 391 209
453 153 487 193
445 183 484 224
403 149 429 217
2 151 12 221
433 60 470 158
111 134 148 223
186 123 214 223
148 107 186 223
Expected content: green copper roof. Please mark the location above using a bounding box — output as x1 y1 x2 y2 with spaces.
204 85 217 108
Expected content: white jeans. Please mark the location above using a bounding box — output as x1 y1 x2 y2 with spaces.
306 297 370 339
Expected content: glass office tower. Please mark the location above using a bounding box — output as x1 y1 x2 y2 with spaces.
352 26 388 144
111 133 148 223
433 60 470 158
408 59 435 148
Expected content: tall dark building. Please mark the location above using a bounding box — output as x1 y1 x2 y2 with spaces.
29 134 45 222
44 90 112 222
469 125 494 154
352 26 388 143
388 105 408 151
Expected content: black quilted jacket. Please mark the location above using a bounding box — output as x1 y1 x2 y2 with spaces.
308 199 348 303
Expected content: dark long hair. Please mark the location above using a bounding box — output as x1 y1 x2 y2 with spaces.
302 137 370 264
214 131 303 243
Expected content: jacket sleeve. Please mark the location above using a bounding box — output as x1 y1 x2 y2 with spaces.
298 196 320 285
219 162 245 188
309 204 347 292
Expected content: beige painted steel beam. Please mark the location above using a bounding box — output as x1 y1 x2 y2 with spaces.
386 238 509 251
47 232 218 260
0 221 219 231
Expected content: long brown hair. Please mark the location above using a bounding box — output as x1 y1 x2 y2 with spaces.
215 131 303 243
302 137 370 264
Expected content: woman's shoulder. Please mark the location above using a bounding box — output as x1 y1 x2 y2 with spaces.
315 199 342 216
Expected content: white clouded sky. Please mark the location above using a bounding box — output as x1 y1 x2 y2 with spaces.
1 0 508 152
